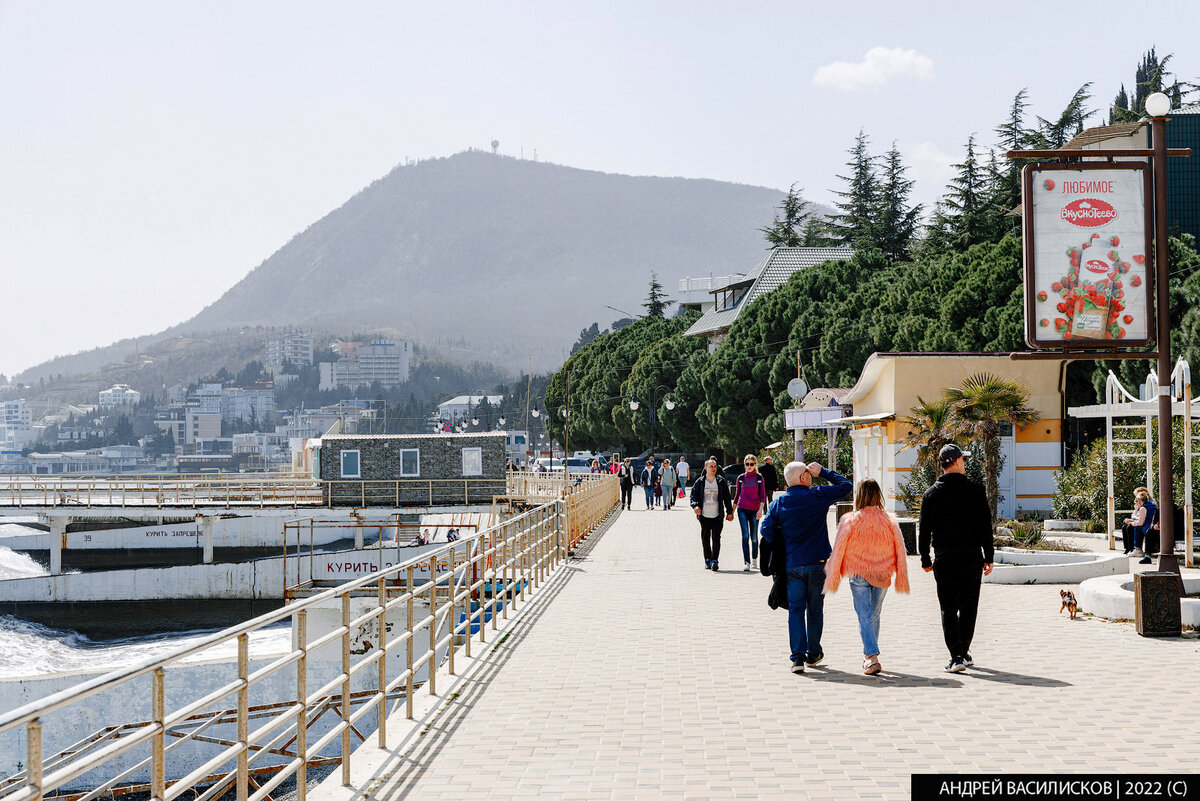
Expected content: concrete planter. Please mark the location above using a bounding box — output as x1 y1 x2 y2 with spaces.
1044 519 1087 531
1079 573 1200 627
983 548 1128 584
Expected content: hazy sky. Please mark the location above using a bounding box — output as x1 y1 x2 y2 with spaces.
2 0 1197 378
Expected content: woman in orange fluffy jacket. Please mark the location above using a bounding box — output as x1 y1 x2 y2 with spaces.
823 478 909 675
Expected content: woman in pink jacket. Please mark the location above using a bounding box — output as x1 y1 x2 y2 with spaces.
823 479 910 675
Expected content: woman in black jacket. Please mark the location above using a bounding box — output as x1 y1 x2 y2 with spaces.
690 457 734 571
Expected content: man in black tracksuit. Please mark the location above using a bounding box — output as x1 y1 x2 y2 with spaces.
617 458 634 510
918 444 994 674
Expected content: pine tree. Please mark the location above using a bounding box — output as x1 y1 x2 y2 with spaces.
927 135 993 252
875 144 921 263
994 89 1032 211
800 217 834 247
759 183 811 248
642 274 673 318
828 130 879 251
1033 84 1095 148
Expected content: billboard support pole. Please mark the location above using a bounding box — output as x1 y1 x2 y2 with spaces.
1151 114 1179 576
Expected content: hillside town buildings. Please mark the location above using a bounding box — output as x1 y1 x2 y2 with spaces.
319 340 410 390
265 333 315 373
98 384 142 409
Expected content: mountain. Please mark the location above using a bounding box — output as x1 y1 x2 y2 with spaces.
18 152 794 383
176 151 787 368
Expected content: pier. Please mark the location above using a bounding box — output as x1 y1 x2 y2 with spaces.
3 477 1197 799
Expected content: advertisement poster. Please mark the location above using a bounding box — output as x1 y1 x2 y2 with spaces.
1022 163 1153 349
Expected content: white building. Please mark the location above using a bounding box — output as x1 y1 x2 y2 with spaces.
436 395 505 422
98 384 142 410
265 333 314 373
319 341 410 391
0 399 36 450
221 383 277 428
676 274 746 314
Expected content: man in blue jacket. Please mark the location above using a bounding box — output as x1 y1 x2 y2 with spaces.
760 461 853 673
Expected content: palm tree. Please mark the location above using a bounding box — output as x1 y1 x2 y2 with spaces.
943 374 1041 523
899 396 954 465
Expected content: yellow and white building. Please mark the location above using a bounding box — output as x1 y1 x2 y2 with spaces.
834 353 1065 516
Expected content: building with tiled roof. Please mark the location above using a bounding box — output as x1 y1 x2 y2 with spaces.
684 246 853 345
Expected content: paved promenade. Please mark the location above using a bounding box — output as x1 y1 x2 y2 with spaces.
337 504 1200 800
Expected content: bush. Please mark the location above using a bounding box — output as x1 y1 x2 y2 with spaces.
1052 434 1154 529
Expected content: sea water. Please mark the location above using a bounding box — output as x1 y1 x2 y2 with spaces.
0 616 292 678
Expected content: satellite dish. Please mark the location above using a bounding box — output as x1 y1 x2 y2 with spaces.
787 378 809 401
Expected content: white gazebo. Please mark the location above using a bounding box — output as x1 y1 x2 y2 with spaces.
1067 359 1198 565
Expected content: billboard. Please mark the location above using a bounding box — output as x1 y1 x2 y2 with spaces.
1021 162 1154 350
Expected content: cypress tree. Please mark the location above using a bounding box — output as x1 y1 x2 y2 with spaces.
875 143 921 263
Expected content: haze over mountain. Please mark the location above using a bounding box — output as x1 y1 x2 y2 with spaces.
19 151 795 382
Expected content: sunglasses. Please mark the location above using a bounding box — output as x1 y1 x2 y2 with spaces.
744 461 756 466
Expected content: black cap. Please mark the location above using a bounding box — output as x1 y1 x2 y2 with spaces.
938 443 971 469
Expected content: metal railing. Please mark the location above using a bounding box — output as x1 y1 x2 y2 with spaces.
0 472 613 510
0 475 618 801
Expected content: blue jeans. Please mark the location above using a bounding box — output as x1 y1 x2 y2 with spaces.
737 508 759 561
643 485 655 508
849 576 888 657
787 563 826 663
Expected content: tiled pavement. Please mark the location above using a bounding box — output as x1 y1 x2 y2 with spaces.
345 504 1200 800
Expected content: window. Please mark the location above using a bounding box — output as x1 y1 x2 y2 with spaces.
340 449 361 478
462 447 483 476
399 448 420 477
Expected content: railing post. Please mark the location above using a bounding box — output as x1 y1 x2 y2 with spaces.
237 633 249 801
427 556 437 696
405 565 414 720
296 610 308 801
152 667 165 801
26 718 42 801
448 547 457 675
340 594 352 786
377 578 387 748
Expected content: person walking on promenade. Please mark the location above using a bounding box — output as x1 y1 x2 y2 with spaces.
918 444 994 674
690 457 733 570
617 457 634 510
676 457 690 500
823 478 910 675
734 455 769 571
760 456 779 504
640 457 660 510
761 461 853 673
660 459 678 510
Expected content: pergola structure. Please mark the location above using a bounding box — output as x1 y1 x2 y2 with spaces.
1067 359 1198 566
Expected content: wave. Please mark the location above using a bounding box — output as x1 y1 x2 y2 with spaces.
0 546 47 579
0 616 292 678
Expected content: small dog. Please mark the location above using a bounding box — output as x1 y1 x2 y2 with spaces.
1059 589 1078 620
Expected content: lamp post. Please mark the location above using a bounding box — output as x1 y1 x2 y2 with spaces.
629 385 675 455
1146 91 1179 575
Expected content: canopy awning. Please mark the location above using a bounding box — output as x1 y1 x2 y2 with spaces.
823 412 894 427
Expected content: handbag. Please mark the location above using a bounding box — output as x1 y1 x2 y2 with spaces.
677 487 685 499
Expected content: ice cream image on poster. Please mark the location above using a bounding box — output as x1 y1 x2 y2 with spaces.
1024 163 1151 348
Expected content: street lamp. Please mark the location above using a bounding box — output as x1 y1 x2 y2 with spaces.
1147 91 1179 574
627 386 675 455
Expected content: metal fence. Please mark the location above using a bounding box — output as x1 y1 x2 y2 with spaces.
0 475 618 801
0 472 616 510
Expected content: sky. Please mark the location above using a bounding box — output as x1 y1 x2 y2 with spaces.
2 0 1198 379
